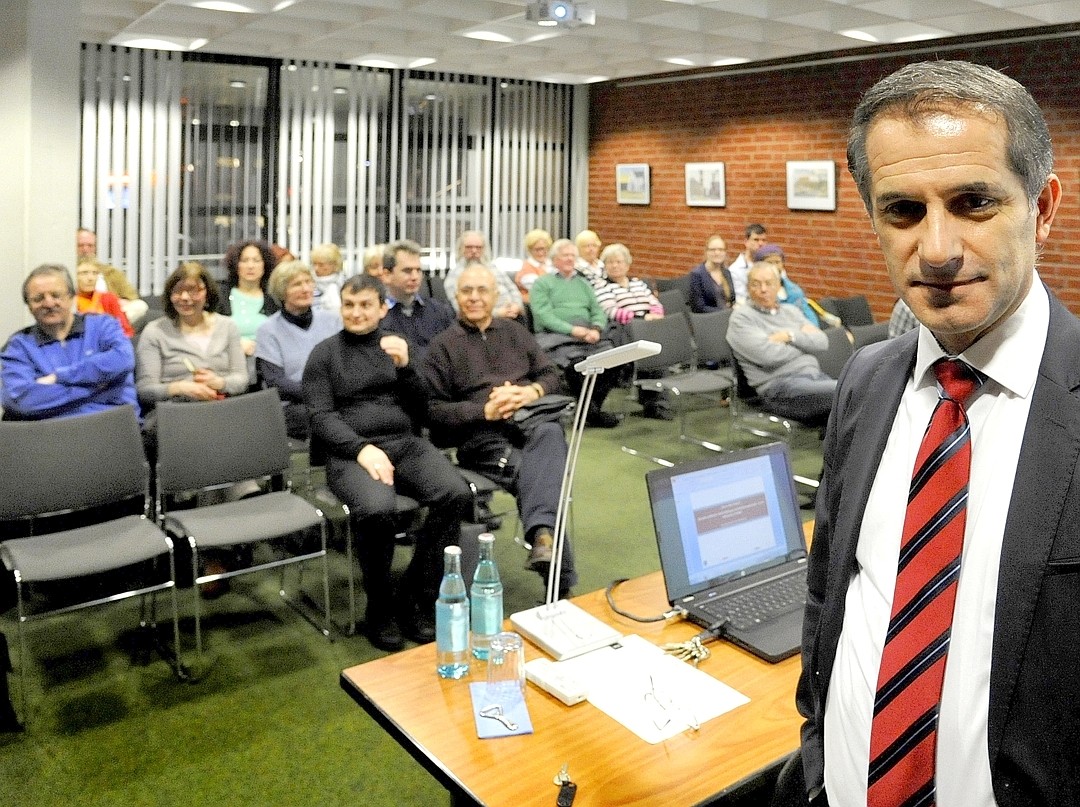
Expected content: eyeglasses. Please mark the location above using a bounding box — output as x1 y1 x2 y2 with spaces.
28 291 72 305
171 284 207 298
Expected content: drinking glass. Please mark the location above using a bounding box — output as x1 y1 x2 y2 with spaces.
485 631 526 706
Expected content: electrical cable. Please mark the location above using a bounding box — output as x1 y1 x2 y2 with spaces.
604 578 682 622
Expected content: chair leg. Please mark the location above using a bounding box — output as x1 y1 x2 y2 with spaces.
14 577 28 727
344 509 356 636
319 522 332 640
190 539 204 656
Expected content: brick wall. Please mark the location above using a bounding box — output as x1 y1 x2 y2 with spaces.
587 39 1080 320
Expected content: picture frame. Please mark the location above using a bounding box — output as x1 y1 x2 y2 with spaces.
685 162 726 207
616 163 650 205
786 160 836 211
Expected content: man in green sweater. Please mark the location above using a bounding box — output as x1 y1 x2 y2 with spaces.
529 239 620 427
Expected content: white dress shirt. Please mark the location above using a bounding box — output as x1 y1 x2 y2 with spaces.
824 276 1049 807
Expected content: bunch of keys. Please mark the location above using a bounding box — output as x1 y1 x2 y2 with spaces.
661 636 711 666
554 763 577 806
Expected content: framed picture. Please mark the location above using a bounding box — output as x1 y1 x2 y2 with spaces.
616 163 650 205
786 160 836 211
685 162 726 207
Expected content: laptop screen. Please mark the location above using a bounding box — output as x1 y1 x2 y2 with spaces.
646 442 806 603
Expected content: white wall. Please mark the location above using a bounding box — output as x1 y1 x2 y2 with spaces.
0 0 80 334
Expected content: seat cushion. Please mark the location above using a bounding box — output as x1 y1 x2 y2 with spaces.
164 491 324 549
1 516 171 582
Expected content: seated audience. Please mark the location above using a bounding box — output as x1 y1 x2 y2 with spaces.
310 242 345 312
688 234 735 313
592 243 671 420
726 223 768 304
75 258 134 337
217 239 279 364
752 244 820 326
529 238 620 428
574 229 604 283
726 261 835 427
2 264 138 420
303 274 472 651
255 261 341 439
514 228 552 302
443 230 524 320
75 228 148 324
136 262 248 409
380 239 455 363
424 264 577 594
888 297 918 338
362 243 387 279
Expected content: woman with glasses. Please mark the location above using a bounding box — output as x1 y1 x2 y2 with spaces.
136 261 248 409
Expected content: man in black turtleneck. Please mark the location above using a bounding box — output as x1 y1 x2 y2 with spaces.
303 274 472 652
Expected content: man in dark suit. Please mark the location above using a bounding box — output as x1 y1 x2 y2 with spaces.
796 61 1074 806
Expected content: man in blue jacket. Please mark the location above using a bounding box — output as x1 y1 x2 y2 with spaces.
1 264 138 420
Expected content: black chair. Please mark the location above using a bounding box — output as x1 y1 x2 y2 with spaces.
816 327 854 380
849 321 889 349
0 406 181 722
818 295 873 327
658 288 689 318
621 314 733 463
155 389 331 654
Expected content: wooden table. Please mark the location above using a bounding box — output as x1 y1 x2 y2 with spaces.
340 570 803 806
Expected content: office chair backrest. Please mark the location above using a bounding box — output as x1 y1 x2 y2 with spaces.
689 310 734 367
0 406 146 522
817 327 855 380
156 389 291 496
657 288 689 318
627 314 695 373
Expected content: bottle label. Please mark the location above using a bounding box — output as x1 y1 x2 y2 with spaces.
437 602 469 651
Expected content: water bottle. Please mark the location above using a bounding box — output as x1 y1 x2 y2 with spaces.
435 545 470 679
470 532 503 660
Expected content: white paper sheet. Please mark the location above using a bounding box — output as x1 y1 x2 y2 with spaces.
552 634 750 744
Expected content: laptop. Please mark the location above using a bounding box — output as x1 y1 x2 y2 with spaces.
645 442 809 663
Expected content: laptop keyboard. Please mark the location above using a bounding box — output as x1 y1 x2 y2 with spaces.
698 570 806 631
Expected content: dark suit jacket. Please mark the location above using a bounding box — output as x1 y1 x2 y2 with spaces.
798 287 1080 806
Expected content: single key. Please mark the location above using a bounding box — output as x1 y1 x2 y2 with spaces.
553 763 570 786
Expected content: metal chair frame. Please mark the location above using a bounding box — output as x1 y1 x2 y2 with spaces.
0 406 182 722
155 390 331 654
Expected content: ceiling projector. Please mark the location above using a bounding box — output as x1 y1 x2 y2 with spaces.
525 1 595 28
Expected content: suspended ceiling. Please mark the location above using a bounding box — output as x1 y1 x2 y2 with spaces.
81 0 1080 84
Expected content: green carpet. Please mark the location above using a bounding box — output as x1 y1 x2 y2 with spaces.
0 394 821 807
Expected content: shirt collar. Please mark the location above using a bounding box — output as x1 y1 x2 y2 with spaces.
913 270 1049 400
32 312 86 345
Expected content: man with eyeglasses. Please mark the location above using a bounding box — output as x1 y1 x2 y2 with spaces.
1 264 137 420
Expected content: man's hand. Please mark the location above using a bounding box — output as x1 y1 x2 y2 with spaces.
358 444 394 485
484 381 539 421
497 303 523 319
380 335 409 367
35 373 57 385
570 325 600 344
241 337 257 357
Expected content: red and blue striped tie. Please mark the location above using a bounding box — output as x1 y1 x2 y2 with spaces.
867 358 981 807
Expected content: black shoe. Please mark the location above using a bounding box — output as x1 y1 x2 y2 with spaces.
586 410 620 428
401 609 436 645
642 404 675 421
365 612 405 652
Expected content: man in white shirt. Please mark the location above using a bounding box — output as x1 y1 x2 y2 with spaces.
725 223 767 303
795 60 1075 807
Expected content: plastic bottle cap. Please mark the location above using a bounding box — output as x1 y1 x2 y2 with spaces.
479 533 495 544
445 545 461 556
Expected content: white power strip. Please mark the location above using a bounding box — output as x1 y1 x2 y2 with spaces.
510 600 623 661
525 657 589 706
